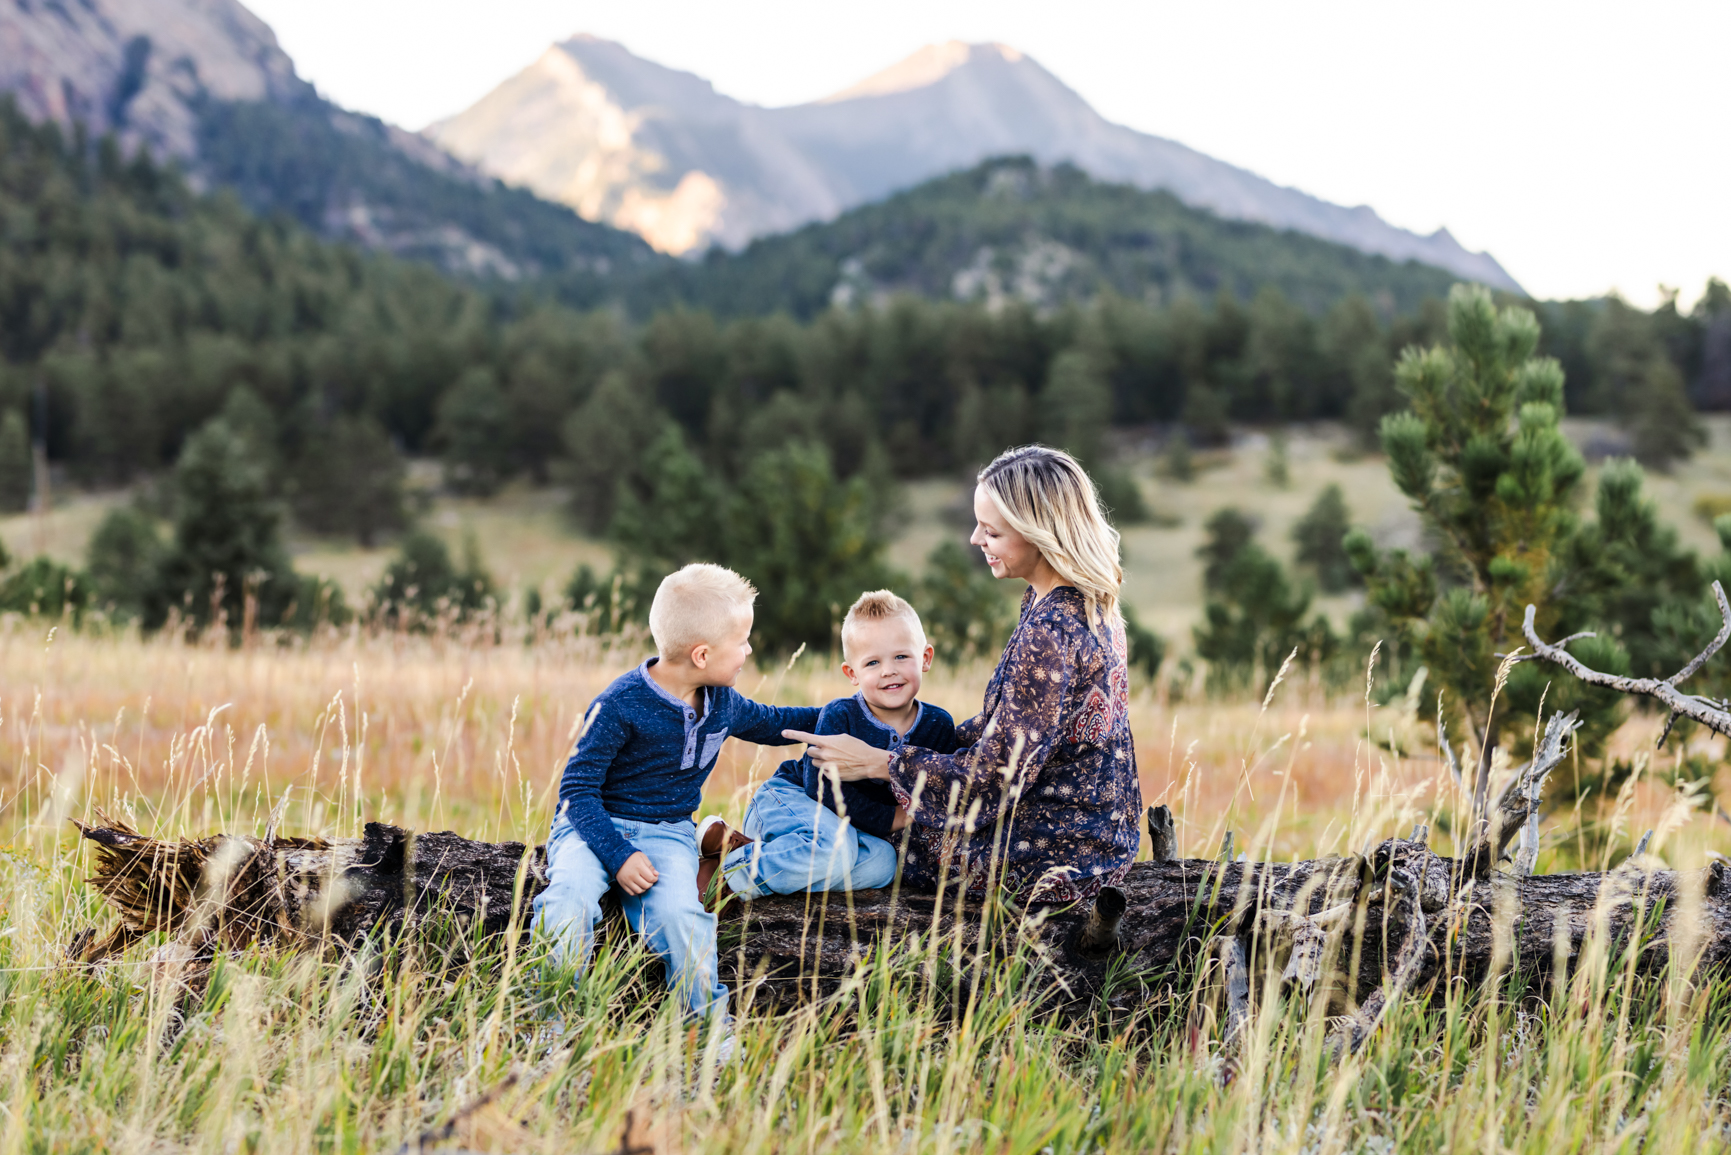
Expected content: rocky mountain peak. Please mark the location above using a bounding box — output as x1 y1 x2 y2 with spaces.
819 41 1024 103
0 0 306 160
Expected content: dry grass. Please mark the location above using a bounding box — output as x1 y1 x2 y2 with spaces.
8 626 1731 1153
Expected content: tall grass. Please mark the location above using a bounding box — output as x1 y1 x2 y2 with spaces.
4 621 1731 1152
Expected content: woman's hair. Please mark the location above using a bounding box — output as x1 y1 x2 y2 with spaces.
977 445 1123 633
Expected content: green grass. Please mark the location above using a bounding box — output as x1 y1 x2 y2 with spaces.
8 788 1731 1153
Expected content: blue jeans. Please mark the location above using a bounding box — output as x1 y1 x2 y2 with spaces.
532 814 728 1021
722 775 899 898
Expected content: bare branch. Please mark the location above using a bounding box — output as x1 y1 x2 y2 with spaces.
1669 582 1731 687
1521 587 1731 739
1462 711 1579 879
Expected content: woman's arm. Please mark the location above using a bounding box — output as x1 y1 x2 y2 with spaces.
782 729 891 781
889 622 1075 829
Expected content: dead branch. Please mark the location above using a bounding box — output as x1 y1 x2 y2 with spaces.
1521 583 1731 737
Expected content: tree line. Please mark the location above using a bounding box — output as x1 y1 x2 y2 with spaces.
3 100 1730 681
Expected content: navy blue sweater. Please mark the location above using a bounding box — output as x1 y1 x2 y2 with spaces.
559 659 819 875
772 694 958 839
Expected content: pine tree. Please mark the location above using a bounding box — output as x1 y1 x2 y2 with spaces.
1194 508 1335 693
916 539 1017 664
561 370 671 534
152 418 303 629
1292 484 1359 594
86 506 164 619
372 529 495 627
0 409 31 512
288 414 408 546
1347 285 1604 800
435 367 513 496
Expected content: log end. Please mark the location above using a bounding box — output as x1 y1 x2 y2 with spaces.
1147 806 1177 863
1074 885 1128 959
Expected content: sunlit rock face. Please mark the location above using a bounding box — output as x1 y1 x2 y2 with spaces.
426 37 1518 290
424 37 840 255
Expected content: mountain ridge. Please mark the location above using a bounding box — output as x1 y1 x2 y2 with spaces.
0 0 660 281
427 37 1520 292
617 155 1465 320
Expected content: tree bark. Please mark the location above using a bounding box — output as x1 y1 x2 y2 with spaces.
68 812 1731 1034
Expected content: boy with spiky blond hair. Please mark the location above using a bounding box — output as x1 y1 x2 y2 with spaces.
533 563 818 1034
698 590 958 903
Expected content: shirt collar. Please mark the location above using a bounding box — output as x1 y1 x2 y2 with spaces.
854 691 921 743
639 658 708 722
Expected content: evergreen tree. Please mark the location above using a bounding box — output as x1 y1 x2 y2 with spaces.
561 370 671 534
722 443 897 658
152 418 303 629
562 563 637 636
1197 509 1258 586
607 431 897 658
1628 356 1706 470
288 414 408 546
1122 604 1167 684
1193 508 1335 692
0 556 91 620
435 367 513 496
916 539 1017 664
607 424 728 589
86 505 165 619
0 409 31 512
1347 285 1605 789
372 529 495 626
1292 483 1359 593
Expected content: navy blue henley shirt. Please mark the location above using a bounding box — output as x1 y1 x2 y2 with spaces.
557 658 819 875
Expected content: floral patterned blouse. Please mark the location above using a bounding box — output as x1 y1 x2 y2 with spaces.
887 585 1141 903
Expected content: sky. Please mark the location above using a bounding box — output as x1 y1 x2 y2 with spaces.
243 0 1729 307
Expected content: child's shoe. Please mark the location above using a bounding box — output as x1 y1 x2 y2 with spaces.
695 816 752 911
696 815 751 857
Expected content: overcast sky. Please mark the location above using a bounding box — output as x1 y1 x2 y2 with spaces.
243 0 1728 307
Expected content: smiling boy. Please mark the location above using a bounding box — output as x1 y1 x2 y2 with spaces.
700 590 958 903
532 563 818 1035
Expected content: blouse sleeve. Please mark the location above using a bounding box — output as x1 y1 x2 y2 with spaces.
889 618 1073 832
952 712 988 747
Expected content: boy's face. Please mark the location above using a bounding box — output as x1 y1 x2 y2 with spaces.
841 617 934 715
689 611 754 687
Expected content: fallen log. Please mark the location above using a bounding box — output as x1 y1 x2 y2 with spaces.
66 715 1731 1042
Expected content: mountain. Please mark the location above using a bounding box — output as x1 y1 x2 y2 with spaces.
620 156 1463 320
424 37 841 257
0 0 658 283
427 38 1519 292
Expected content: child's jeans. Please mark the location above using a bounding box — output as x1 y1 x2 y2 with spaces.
721 775 899 898
532 814 728 1022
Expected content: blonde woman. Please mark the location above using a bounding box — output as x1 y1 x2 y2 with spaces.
785 445 1141 901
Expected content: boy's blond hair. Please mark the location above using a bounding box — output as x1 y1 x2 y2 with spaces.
649 564 756 660
840 590 926 659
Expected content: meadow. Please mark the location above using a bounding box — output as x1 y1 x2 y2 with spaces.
6 615 1731 1154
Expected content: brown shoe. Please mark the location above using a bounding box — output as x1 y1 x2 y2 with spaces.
696 815 752 858
697 854 725 912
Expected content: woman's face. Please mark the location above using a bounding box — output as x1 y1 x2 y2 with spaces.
970 484 1042 581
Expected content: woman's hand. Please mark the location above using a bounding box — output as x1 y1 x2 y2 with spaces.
782 730 892 782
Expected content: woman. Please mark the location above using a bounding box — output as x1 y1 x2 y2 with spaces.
786 445 1140 902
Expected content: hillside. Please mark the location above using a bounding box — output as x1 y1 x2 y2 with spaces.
621 157 1464 319
429 37 1518 290
0 0 660 283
